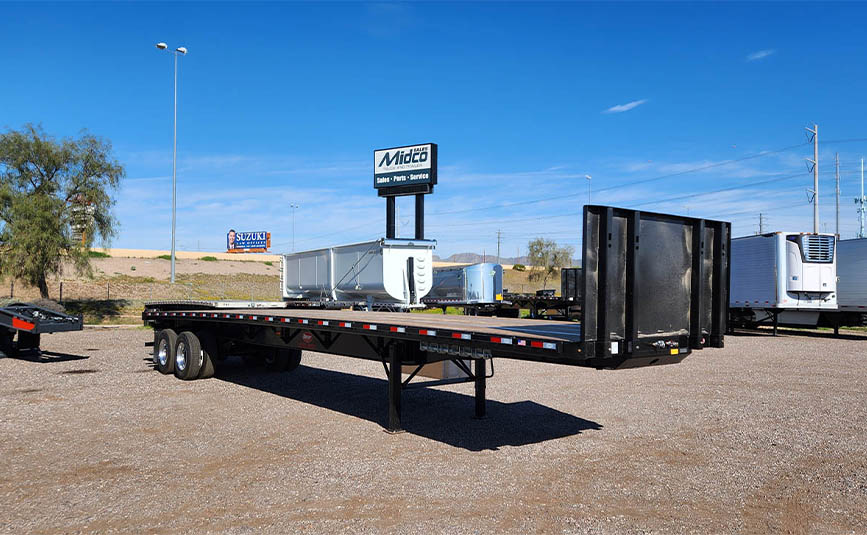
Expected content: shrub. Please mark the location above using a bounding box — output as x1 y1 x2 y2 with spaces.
200 256 218 262
512 264 526 272
156 254 172 260
130 266 136 271
264 261 273 267
87 251 111 258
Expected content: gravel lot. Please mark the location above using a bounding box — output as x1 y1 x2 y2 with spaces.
1 328 865 534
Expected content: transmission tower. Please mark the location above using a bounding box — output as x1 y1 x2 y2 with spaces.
857 158 866 239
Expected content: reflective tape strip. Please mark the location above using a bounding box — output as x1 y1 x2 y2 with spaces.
363 324 377 330
318 320 329 326
281 318 291 323
223 314 231 318
267 317 274 322
236 315 245 319
530 341 543 348
12 318 35 331
491 337 512 345
340 322 352 328
298 319 309 324
390 326 406 333
419 329 437 336
452 333 471 340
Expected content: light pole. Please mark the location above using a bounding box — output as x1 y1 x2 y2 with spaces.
584 175 592 205
290 204 299 252
155 42 187 283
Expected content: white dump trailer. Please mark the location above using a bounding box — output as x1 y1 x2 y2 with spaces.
730 232 836 327
280 238 435 307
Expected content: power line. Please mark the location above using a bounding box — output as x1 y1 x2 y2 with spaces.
423 142 810 218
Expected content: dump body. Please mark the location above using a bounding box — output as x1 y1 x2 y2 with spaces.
837 238 867 312
280 238 435 306
425 263 503 305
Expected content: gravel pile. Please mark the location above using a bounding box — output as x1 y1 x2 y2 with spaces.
0 328 864 533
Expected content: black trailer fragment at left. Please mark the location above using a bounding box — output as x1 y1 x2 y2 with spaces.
0 303 84 356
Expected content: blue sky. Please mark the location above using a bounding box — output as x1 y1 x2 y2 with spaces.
2 1 867 259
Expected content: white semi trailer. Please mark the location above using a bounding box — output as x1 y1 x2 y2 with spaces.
836 238 867 325
729 232 837 331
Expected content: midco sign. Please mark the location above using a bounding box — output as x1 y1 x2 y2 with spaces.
373 143 437 191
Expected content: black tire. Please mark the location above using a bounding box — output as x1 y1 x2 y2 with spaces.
174 331 203 380
196 331 218 379
155 329 178 374
17 332 40 353
0 330 15 358
263 348 302 372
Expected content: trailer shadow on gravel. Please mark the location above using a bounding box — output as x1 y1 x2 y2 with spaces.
729 328 867 341
215 361 602 451
0 349 89 363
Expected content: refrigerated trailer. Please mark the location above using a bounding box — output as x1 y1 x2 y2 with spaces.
143 206 730 432
729 232 837 330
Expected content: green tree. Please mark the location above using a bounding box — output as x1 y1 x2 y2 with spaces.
526 238 574 289
0 124 124 298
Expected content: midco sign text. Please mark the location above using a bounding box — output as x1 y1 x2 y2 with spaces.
373 143 437 190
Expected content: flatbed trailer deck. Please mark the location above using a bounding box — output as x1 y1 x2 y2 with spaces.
144 206 731 432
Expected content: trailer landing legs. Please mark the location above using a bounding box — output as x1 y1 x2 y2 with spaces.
383 344 490 433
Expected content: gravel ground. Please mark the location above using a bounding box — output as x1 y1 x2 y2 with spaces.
0 328 865 534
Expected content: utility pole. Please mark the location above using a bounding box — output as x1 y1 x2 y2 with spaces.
290 203 299 252
155 42 188 283
857 158 866 239
758 213 765 234
805 124 819 233
496 230 502 265
835 152 840 237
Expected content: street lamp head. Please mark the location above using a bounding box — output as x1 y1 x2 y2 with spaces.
585 175 592 180
176 46 187 55
155 42 168 50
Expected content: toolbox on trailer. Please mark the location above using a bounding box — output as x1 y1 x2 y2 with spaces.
143 205 730 431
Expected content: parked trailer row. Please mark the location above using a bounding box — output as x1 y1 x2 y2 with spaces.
729 232 867 333
143 206 730 432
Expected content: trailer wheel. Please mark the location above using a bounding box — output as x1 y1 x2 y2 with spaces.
0 330 15 358
155 329 178 374
263 348 302 372
174 331 203 380
196 331 218 379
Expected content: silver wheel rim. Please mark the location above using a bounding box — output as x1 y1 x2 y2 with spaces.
157 339 168 366
176 341 187 371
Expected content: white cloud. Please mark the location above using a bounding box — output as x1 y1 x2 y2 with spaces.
746 49 775 62
602 99 648 114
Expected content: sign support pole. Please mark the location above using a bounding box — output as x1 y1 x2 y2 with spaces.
415 194 424 240
386 197 396 239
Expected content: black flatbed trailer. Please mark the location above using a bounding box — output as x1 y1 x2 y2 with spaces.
143 206 731 432
0 303 84 356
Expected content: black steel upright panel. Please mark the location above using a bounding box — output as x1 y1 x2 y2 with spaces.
581 206 731 368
